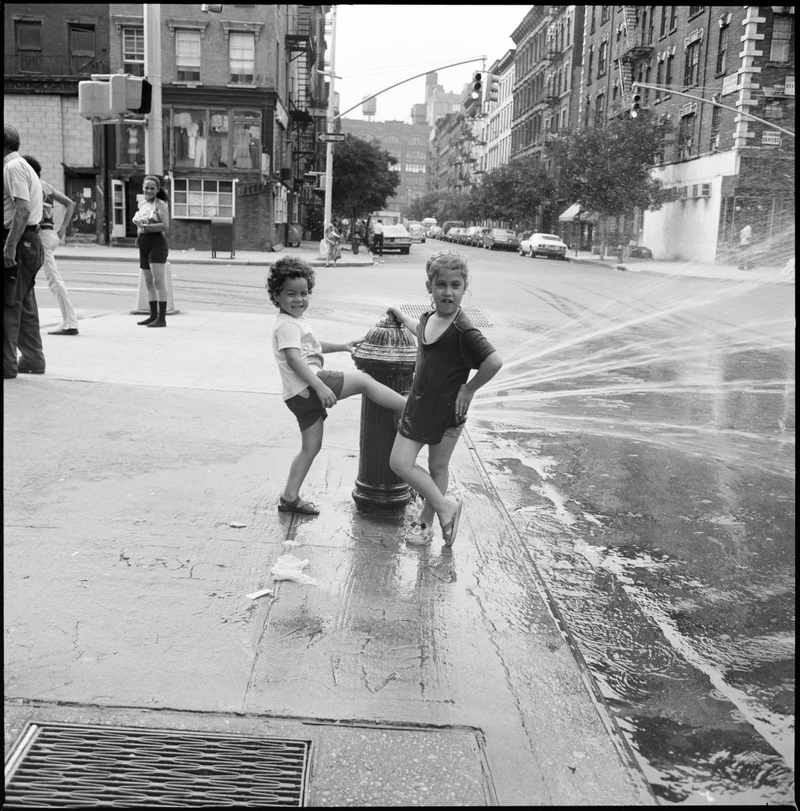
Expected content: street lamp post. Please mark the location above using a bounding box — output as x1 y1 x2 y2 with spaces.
323 6 337 232
143 4 163 174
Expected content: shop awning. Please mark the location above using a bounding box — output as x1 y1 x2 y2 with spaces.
559 203 595 223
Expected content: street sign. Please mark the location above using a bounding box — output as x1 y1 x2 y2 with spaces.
318 132 345 142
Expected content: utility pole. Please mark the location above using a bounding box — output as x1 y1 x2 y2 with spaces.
144 4 163 174
323 6 337 232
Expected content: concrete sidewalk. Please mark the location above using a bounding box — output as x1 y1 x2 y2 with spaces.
3 303 656 806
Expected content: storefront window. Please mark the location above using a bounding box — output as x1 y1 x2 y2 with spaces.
232 110 262 170
172 178 234 219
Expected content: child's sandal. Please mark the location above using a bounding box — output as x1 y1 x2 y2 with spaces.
278 496 320 515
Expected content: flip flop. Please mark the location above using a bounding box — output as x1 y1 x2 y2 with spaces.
405 522 433 546
278 496 320 515
441 500 463 547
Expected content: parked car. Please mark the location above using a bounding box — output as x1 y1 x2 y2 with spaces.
427 225 443 239
483 228 520 251
442 220 465 239
456 228 473 246
381 224 412 254
519 232 568 260
407 222 426 243
628 245 653 258
464 226 485 247
447 227 466 244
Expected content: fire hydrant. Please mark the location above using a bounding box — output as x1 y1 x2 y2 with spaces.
352 310 417 513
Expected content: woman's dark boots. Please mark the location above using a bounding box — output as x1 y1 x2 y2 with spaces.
138 300 158 326
147 301 167 328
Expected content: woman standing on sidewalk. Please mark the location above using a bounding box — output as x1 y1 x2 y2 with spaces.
324 218 341 267
133 175 170 327
22 156 80 336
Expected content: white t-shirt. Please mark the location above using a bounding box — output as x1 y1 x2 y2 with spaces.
272 312 324 400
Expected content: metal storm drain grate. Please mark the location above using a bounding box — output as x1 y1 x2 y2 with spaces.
4 722 310 807
400 304 494 328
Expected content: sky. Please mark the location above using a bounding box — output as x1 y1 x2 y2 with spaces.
333 5 527 124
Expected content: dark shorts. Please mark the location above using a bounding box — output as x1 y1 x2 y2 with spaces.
285 370 345 431
137 232 169 269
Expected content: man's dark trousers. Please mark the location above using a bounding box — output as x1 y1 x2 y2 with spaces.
4 226 45 377
373 233 384 256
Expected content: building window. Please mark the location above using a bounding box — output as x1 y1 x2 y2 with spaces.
229 31 255 84
660 6 669 37
172 178 235 219
587 47 594 84
655 60 663 101
232 110 262 169
15 20 42 72
69 25 94 62
764 100 785 121
643 62 652 104
678 112 695 158
601 6 610 24
669 6 678 31
665 52 675 92
710 105 721 149
770 15 794 63
688 6 704 17
596 93 605 124
176 29 201 82
647 5 656 44
684 40 701 87
123 27 145 77
716 23 729 74
589 7 596 34
598 40 608 76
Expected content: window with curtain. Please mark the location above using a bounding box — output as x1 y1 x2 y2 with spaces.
123 27 145 77
176 30 201 82
69 24 95 57
229 31 255 84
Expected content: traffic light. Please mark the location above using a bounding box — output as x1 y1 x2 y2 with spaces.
78 80 110 118
109 75 152 114
631 93 641 118
486 73 501 103
471 72 483 100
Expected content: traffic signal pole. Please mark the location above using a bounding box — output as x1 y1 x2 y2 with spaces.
144 4 164 174
632 82 794 138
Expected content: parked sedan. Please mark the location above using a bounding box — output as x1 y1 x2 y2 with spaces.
519 232 568 260
464 226 485 247
381 224 412 254
483 228 520 251
407 222 426 243
447 227 466 244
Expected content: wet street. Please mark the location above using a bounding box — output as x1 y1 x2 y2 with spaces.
48 248 795 804
461 252 795 804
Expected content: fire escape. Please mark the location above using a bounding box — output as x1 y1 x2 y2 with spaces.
286 7 320 187
612 6 654 114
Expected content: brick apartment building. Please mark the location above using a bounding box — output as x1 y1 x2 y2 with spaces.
4 4 331 251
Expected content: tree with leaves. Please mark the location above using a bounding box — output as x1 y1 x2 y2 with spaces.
546 116 676 256
479 156 556 230
331 134 402 237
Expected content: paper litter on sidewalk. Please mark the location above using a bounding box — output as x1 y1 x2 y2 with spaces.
270 553 318 585
246 587 274 600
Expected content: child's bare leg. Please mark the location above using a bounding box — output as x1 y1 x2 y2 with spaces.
417 432 459 525
390 434 458 525
340 370 406 411
283 418 324 501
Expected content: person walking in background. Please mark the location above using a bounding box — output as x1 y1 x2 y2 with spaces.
133 174 170 327
738 222 753 271
4 125 45 379
324 217 341 268
267 255 407 516
372 218 384 256
388 250 503 547
22 156 79 336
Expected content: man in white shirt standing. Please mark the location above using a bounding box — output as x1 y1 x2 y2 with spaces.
4 125 45 378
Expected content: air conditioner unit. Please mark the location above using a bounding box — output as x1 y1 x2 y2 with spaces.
711 133 720 150
700 183 711 198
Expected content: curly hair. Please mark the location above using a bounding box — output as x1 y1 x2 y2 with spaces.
266 255 316 308
425 250 469 287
